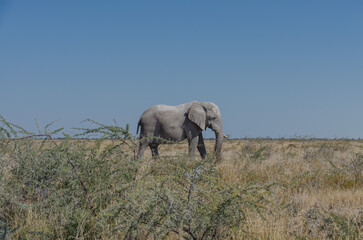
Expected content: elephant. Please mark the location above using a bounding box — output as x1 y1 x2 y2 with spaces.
136 101 223 160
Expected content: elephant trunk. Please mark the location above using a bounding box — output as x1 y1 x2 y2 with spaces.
214 130 223 160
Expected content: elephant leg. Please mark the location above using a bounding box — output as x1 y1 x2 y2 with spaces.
137 140 148 159
197 133 206 159
188 134 199 158
150 144 159 158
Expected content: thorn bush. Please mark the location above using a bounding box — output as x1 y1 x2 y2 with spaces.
0 116 271 239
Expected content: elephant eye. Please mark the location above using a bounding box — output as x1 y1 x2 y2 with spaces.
208 117 216 121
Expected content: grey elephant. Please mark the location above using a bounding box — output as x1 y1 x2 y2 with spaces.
136 101 223 160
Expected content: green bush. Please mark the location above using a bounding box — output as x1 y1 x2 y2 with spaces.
0 117 270 239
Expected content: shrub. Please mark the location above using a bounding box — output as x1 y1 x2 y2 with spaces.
0 116 270 239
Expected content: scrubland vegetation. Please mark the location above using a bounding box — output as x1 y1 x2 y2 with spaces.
0 117 362 239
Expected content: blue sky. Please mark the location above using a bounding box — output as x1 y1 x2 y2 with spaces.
1 1 363 138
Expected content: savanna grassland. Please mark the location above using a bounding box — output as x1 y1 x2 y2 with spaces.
0 119 362 239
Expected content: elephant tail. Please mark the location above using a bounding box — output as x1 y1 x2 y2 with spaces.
133 121 141 159
135 120 141 140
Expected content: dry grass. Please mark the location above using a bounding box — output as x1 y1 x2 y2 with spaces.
139 138 363 239
1 138 362 239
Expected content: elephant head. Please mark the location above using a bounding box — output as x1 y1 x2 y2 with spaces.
188 102 223 159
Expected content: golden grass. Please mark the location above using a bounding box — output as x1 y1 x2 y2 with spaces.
141 139 363 239
2 138 362 239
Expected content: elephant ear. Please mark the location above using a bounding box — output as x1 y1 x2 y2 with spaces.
188 102 206 130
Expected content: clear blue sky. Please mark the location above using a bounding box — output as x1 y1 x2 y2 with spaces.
1 1 363 138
